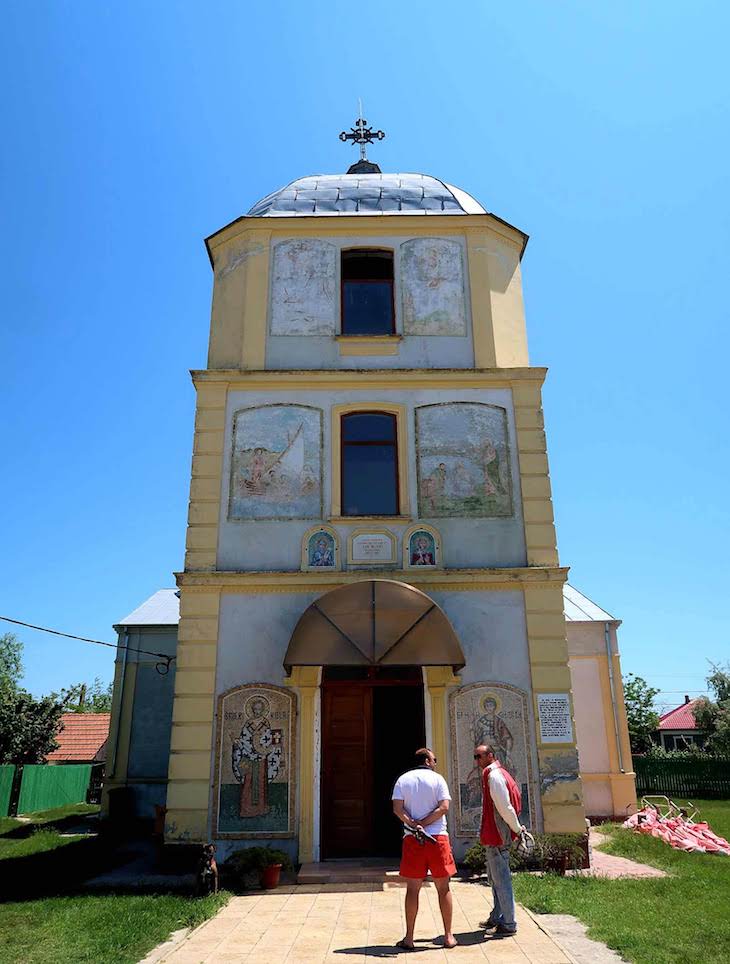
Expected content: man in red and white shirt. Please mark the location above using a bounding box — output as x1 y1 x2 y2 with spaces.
474 743 525 937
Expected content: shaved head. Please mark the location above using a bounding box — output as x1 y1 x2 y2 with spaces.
474 744 496 765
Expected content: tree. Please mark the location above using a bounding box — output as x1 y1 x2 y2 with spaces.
623 673 660 753
0 691 65 764
693 663 730 755
0 633 23 696
0 632 65 764
51 677 113 713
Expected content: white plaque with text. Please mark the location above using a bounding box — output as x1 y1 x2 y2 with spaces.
349 531 396 565
537 693 574 743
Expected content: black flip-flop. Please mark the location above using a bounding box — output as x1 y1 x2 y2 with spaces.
395 940 416 951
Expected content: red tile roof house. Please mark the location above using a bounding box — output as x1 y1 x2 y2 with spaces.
46 713 110 764
656 697 705 751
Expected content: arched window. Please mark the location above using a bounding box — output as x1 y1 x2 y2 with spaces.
341 249 395 335
341 412 399 516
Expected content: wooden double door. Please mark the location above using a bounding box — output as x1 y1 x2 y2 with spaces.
321 668 426 859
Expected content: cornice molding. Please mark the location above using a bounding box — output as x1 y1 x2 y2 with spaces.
176 566 569 594
206 212 527 263
191 367 548 391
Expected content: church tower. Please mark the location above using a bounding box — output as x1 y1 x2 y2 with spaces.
165 118 589 861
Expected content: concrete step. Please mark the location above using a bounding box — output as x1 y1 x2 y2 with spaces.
298 862 437 885
298 862 400 884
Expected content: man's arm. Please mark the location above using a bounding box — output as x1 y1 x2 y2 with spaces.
393 798 418 829
415 799 450 830
488 770 523 835
392 798 449 830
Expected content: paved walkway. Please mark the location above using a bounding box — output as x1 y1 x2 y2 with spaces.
145 880 576 964
570 830 666 880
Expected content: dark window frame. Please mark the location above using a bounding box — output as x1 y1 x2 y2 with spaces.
340 248 396 336
340 411 400 517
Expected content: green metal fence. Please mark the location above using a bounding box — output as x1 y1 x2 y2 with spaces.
633 756 730 799
0 766 15 817
16 765 92 814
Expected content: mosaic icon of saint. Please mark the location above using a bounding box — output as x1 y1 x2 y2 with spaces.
231 695 283 818
473 695 514 769
310 535 334 567
410 534 435 566
463 694 515 809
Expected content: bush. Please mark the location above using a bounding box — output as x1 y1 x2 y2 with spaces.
222 846 293 883
642 744 707 760
463 832 586 874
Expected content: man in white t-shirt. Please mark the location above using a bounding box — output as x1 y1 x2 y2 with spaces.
391 747 458 950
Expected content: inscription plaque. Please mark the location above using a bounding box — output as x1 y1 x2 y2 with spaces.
537 693 574 743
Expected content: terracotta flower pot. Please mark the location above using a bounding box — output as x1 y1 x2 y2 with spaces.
260 863 282 889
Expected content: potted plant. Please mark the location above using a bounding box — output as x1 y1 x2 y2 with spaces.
222 846 293 890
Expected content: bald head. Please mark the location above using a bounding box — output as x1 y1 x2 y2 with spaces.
474 744 496 767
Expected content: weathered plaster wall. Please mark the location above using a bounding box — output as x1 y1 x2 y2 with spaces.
569 657 611 772
264 233 475 370
566 620 636 818
105 627 177 819
217 387 526 571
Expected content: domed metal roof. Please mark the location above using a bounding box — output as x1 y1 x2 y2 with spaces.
247 173 487 217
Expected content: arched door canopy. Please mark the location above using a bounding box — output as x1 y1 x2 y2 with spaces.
284 579 465 674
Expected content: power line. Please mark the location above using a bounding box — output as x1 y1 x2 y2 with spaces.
0 615 175 676
645 685 708 690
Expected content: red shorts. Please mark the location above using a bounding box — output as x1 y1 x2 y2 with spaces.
400 834 456 879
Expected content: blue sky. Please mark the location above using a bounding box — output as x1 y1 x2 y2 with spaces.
1 2 728 712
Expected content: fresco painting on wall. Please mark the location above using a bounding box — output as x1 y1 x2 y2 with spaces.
409 529 437 567
307 529 336 568
450 683 534 836
401 238 466 336
270 239 337 335
215 685 295 837
229 405 322 520
416 403 513 517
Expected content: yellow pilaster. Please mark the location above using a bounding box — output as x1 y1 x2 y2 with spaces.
423 666 461 786
284 666 320 863
466 231 498 368
610 659 635 779
513 381 559 567
239 228 271 370
165 589 221 843
184 382 227 572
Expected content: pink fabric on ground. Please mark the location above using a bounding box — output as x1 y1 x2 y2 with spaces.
623 806 730 856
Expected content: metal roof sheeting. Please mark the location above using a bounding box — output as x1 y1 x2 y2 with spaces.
563 584 616 622
116 589 180 627
116 583 616 629
247 173 487 217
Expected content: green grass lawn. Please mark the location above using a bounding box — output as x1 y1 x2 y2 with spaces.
0 805 227 964
514 799 730 964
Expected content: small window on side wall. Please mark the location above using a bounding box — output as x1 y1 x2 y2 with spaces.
341 412 399 516
341 249 395 335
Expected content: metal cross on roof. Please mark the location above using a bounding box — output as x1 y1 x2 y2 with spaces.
339 106 385 162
